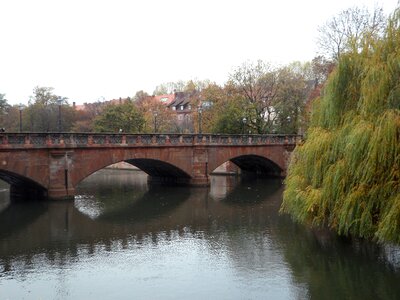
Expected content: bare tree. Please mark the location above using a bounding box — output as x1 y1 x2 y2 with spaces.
317 6 386 61
153 81 186 95
229 60 280 133
133 90 150 104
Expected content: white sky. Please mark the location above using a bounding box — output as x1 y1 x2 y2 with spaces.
0 0 398 105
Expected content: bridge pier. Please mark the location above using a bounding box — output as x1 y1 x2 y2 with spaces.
190 147 210 186
188 176 209 186
48 150 75 200
48 187 75 201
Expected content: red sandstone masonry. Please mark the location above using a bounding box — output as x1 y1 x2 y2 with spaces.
0 133 301 200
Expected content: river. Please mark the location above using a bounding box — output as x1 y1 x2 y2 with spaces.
0 169 399 299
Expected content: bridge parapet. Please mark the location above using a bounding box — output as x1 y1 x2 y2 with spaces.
0 133 302 149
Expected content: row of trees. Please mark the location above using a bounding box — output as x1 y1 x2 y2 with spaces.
0 6 387 134
0 88 76 132
0 58 327 134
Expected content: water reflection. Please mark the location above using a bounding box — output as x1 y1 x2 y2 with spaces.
275 217 400 300
0 170 399 299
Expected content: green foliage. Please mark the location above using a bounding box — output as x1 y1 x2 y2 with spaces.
274 65 309 133
281 9 400 244
94 101 144 133
0 93 9 111
0 94 10 129
211 98 246 134
23 86 76 132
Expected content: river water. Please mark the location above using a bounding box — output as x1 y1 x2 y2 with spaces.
0 169 399 299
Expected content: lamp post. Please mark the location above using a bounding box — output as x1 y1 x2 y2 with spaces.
197 105 203 134
198 106 203 134
153 111 158 133
242 117 247 134
57 98 63 132
19 104 24 132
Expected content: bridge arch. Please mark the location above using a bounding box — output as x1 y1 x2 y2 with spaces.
72 148 194 188
0 169 47 200
209 154 284 178
126 159 191 184
230 155 283 176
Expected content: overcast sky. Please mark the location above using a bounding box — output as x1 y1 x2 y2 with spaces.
0 0 398 105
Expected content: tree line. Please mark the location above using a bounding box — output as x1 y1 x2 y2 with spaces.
0 58 332 134
0 6 386 135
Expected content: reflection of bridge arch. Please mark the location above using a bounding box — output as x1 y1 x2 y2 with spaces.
95 186 190 222
0 175 285 264
219 177 282 205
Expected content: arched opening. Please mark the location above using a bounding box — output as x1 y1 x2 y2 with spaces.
212 155 283 178
231 155 283 177
209 155 283 201
125 158 191 185
74 160 192 220
76 158 192 189
0 170 47 201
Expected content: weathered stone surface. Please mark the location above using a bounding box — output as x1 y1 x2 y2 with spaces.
0 133 301 200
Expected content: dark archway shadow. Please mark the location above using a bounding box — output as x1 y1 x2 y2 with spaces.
230 155 283 177
126 158 191 185
0 170 47 201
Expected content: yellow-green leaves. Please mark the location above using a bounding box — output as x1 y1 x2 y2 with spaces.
282 9 400 244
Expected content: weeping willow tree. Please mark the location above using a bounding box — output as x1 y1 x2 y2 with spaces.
281 9 400 244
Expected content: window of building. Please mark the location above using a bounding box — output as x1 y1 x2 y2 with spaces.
202 100 213 108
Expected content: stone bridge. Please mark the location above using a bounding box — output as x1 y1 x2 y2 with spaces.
0 133 301 200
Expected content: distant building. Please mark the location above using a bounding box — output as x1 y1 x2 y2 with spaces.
151 94 175 106
73 91 209 133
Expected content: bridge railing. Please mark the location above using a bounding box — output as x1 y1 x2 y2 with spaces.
0 133 303 148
